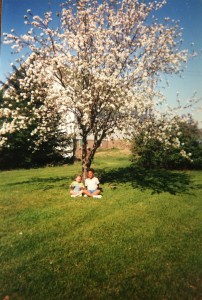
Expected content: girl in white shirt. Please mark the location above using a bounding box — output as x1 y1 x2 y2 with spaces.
83 169 102 198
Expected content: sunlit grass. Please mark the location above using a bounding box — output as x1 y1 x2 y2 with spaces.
0 149 202 299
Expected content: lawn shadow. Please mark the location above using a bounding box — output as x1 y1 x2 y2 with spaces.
6 176 70 191
98 165 194 195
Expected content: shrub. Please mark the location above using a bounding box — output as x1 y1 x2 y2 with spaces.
132 120 202 170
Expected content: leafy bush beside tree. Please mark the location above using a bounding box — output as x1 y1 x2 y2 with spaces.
132 119 202 170
0 68 72 170
0 128 69 170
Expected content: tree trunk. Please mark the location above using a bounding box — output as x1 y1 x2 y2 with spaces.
81 140 98 180
81 136 88 180
81 132 106 180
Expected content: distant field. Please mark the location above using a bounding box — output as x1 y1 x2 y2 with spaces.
0 149 201 300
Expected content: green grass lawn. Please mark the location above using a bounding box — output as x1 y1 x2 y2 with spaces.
0 149 202 300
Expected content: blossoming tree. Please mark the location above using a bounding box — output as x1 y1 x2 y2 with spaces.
0 0 197 176
0 60 74 168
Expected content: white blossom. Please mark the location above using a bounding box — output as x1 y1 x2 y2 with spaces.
1 0 200 174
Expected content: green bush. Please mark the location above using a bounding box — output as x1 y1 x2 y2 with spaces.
132 120 202 170
0 66 72 170
0 129 68 170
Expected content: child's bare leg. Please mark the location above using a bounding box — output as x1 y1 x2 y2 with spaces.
91 189 100 196
83 190 94 197
70 190 82 196
70 190 77 195
83 190 101 197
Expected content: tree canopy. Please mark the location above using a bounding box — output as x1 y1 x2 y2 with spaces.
0 0 199 175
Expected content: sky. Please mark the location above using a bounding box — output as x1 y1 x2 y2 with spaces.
0 0 202 125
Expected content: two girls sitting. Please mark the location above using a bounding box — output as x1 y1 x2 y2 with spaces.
70 169 102 199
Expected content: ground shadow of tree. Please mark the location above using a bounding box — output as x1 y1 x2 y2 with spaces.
98 166 193 195
6 176 70 191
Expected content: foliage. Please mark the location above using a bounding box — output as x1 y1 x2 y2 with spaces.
0 149 201 299
0 128 69 170
132 119 202 169
0 65 71 169
1 0 197 176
